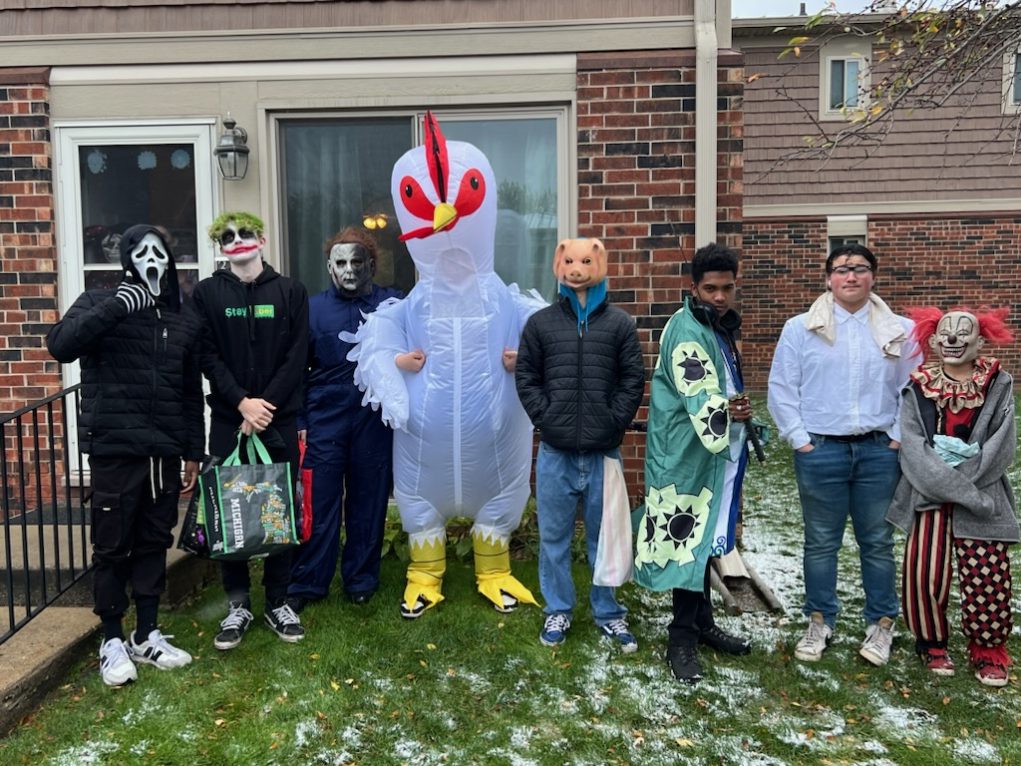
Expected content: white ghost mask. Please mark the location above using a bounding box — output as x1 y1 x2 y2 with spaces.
130 233 169 297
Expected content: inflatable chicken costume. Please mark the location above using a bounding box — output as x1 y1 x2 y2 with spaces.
346 113 543 618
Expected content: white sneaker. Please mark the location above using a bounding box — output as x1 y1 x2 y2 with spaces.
99 637 138 687
128 629 193 669
859 616 895 667
794 611 832 662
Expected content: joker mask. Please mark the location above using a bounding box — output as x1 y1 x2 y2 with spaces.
328 242 374 297
130 233 169 297
930 310 984 367
217 222 263 263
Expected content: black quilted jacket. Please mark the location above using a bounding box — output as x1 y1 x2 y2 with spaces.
46 292 205 460
515 295 645 452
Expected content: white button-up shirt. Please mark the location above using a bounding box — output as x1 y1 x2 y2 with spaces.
767 302 917 450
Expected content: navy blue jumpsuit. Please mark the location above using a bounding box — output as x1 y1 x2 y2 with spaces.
288 283 403 602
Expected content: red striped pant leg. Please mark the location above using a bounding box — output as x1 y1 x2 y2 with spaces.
955 538 1014 647
902 507 952 647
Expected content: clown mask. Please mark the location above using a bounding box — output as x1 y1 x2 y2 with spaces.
328 242 374 297
931 310 985 368
552 238 607 293
130 233 169 297
217 221 264 263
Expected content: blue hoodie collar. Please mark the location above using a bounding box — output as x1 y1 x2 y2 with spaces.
559 280 608 335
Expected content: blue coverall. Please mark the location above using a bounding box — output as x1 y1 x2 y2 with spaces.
289 283 402 602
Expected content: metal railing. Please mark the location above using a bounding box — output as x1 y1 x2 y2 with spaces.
1 385 89 646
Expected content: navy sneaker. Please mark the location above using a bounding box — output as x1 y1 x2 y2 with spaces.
539 613 571 647
599 619 638 653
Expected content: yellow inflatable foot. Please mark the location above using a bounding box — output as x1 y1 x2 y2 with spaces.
473 531 538 611
401 536 446 619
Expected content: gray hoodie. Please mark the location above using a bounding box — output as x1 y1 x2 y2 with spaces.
886 368 1018 542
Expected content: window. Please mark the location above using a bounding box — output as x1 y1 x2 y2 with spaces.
278 109 567 300
829 58 862 110
819 40 870 120
1002 50 1021 113
827 215 867 253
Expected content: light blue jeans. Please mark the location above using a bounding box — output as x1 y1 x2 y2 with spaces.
535 442 627 626
793 432 900 628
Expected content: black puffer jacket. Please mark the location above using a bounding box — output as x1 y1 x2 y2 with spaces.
46 231 204 460
516 295 645 451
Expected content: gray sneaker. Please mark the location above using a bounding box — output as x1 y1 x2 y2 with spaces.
794 611 832 662
859 616 895 667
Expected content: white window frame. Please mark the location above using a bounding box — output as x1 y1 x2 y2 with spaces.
1002 49 1021 114
820 40 871 121
827 214 868 252
52 120 218 471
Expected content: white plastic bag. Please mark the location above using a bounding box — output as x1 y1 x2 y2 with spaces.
593 456 633 586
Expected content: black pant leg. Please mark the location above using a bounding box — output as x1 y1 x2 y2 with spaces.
130 456 182 600
667 563 715 647
90 457 151 620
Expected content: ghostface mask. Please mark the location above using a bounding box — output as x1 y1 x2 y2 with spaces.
328 242 374 297
930 310 984 367
130 233 169 297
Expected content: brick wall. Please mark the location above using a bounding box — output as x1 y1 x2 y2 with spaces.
0 67 63 507
576 50 744 504
742 214 1021 392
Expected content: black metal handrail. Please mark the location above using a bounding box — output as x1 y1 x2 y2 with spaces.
1 384 88 646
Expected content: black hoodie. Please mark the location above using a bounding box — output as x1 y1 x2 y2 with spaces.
189 263 309 424
45 225 204 459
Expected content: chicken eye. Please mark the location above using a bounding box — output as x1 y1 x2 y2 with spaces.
470 176 479 190
404 184 413 198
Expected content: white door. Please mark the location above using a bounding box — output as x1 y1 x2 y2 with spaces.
53 121 218 471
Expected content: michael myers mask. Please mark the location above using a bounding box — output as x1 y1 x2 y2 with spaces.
129 233 170 297
931 310 985 367
329 242 374 297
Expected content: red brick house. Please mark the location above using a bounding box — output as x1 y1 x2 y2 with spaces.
735 13 1021 389
0 0 744 500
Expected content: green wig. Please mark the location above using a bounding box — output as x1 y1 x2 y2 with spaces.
208 211 265 243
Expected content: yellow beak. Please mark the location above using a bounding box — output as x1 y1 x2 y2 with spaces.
433 203 457 233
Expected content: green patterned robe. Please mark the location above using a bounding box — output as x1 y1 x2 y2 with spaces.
633 298 733 592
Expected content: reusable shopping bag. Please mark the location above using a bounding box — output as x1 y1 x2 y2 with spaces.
593 455 634 586
202 432 299 561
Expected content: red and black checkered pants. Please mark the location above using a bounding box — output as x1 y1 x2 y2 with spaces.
902 505 1013 647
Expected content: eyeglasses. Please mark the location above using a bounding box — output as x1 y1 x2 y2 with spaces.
831 265 872 276
218 228 256 247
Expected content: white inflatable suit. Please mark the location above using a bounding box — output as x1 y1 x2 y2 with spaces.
346 113 544 617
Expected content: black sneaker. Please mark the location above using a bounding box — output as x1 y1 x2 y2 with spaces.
699 624 752 656
666 645 703 685
265 601 305 643
214 601 254 651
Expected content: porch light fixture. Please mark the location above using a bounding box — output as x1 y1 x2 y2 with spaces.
214 115 250 181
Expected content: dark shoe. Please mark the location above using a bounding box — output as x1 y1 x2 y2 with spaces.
265 601 305 643
214 601 254 651
666 645 703 685
699 624 752 656
347 591 374 605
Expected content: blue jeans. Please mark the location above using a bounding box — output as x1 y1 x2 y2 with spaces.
793 433 900 628
535 442 626 626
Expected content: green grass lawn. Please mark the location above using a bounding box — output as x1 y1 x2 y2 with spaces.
2 404 1021 765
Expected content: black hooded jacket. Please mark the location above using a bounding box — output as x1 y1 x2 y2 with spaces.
45 225 205 460
515 294 645 452
188 263 309 425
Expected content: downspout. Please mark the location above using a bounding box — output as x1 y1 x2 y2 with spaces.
694 0 719 248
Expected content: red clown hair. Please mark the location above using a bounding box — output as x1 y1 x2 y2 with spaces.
907 306 1013 360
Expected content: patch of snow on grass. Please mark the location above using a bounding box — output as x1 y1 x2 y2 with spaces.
294 718 319 747
48 740 119 766
952 737 1001 764
121 690 159 725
